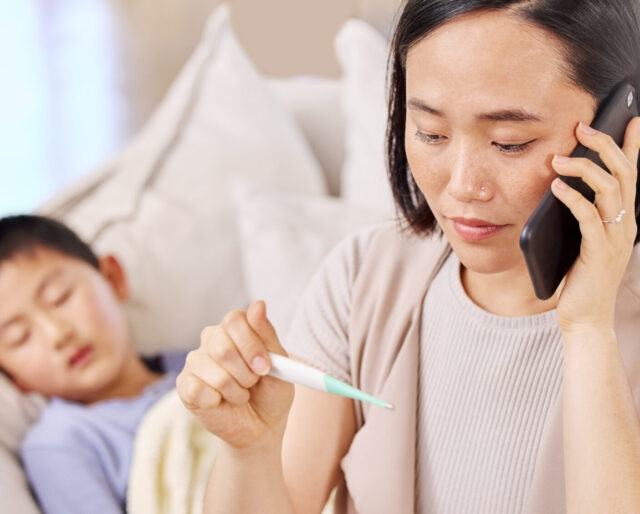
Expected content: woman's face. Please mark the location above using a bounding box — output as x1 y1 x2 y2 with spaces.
405 10 597 275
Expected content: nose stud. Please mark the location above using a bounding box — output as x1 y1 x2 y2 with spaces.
478 185 491 198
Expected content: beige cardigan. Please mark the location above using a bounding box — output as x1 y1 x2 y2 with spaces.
332 222 640 514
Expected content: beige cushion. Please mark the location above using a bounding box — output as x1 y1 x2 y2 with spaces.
268 76 344 196
335 19 394 216
0 452 40 514
232 180 388 335
0 373 45 513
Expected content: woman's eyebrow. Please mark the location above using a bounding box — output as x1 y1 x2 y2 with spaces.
407 98 546 122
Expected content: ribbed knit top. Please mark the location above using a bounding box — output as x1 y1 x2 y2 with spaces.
416 252 563 513
285 227 563 513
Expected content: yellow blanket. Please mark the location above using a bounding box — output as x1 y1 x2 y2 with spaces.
127 389 218 514
128 388 335 514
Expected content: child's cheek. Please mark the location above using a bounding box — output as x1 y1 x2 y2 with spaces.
72 282 130 353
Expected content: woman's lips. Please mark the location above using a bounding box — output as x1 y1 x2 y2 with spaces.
450 217 508 242
69 346 93 368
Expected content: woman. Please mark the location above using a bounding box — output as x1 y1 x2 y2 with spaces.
177 1 640 512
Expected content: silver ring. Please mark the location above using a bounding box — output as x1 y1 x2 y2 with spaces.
602 208 626 224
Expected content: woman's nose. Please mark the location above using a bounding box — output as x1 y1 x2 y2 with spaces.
445 147 493 202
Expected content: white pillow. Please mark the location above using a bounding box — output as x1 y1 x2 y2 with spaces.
0 452 40 514
0 373 45 514
267 76 344 197
232 181 389 336
335 19 394 216
42 5 326 357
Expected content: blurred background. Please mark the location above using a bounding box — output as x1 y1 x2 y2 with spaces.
0 0 398 217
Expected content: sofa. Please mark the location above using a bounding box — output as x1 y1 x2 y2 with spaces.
0 5 394 513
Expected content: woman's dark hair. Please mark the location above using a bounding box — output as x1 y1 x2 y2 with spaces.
387 0 640 241
0 215 99 269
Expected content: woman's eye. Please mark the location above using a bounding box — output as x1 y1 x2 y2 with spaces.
493 140 536 154
414 131 536 154
414 131 445 144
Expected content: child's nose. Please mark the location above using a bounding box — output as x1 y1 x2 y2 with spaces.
35 311 74 349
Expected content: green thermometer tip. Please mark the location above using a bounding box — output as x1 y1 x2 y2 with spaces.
323 375 394 410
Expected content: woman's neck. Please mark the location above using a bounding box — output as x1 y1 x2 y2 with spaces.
460 261 561 317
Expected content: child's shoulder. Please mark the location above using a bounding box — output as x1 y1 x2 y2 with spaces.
159 350 188 374
21 399 88 452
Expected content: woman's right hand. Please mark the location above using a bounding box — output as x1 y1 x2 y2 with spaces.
176 300 294 450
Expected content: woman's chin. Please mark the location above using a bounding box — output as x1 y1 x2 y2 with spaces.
448 239 525 276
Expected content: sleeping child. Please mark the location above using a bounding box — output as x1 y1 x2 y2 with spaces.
0 214 186 513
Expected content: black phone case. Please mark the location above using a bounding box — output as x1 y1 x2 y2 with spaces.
519 82 638 300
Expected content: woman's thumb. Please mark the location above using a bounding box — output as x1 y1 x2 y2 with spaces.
246 300 286 355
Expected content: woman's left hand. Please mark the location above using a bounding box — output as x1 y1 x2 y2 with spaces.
551 117 640 333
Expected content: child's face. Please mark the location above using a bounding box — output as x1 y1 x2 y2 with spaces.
0 247 135 402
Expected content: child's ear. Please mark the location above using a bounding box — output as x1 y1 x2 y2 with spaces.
98 255 130 301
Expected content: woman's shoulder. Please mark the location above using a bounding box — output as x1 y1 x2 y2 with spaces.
344 220 450 282
328 220 445 270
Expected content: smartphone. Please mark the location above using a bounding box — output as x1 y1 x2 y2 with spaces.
519 81 639 300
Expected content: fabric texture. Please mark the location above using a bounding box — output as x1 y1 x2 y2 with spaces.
233 181 387 337
127 388 337 514
0 374 46 514
415 253 563 513
267 76 344 196
343 223 640 514
21 353 184 514
283 225 379 383
127 389 217 514
335 19 394 216
286 222 640 513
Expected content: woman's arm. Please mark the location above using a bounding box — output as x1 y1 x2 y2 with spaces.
202 386 356 514
203 430 294 514
550 117 640 512
562 328 640 513
282 386 356 513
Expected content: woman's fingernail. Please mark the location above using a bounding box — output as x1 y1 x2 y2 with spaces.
553 178 568 190
579 122 596 135
252 355 268 375
553 155 570 163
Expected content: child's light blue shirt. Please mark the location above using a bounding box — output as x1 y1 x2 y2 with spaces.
21 352 186 514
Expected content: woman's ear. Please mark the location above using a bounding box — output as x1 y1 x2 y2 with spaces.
98 255 130 301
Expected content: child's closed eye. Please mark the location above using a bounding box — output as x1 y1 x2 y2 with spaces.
52 287 74 307
2 322 30 348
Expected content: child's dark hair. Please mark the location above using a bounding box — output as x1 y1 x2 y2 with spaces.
0 215 99 269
